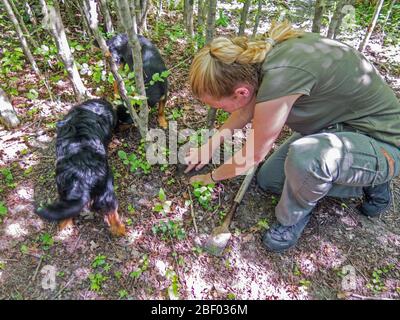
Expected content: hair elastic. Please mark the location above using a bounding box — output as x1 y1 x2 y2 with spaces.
265 38 276 46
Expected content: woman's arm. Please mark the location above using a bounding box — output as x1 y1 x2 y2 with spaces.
185 99 255 173
191 94 301 182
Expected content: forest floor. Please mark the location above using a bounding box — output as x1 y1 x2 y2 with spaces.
0 13 399 300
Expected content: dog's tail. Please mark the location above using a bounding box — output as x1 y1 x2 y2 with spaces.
35 198 87 222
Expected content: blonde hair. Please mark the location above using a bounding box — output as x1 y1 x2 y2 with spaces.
190 21 304 98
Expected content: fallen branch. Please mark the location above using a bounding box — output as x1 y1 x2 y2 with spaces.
187 186 198 234
31 255 44 282
350 293 396 300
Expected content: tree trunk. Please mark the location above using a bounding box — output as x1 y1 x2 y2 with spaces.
0 88 20 129
2 0 41 76
158 0 163 17
358 0 385 52
197 0 205 26
83 0 145 137
138 0 150 32
327 0 344 38
206 0 217 128
184 0 194 37
9 0 39 48
24 2 37 25
41 0 88 101
63 0 77 26
383 0 397 26
252 0 264 38
99 0 114 34
206 0 217 43
312 0 324 33
117 0 149 137
238 0 251 36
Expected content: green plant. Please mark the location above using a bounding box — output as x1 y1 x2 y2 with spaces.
118 150 151 174
166 268 180 299
257 218 269 230
88 273 108 292
191 246 203 255
216 109 229 124
216 9 229 27
192 182 215 210
152 219 186 241
227 293 236 300
20 244 28 254
40 233 54 250
0 262 5 270
26 89 39 100
92 254 107 268
128 204 135 214
366 264 395 293
299 279 311 288
149 70 170 86
130 254 149 279
0 168 16 189
167 108 183 121
57 271 65 277
0 47 25 74
0 202 7 223
118 289 128 299
153 188 172 216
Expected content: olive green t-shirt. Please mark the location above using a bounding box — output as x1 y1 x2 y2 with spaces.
256 32 400 147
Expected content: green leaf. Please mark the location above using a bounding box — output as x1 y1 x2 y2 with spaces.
158 188 166 202
118 150 127 160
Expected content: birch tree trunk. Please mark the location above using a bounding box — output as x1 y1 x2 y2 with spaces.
83 0 146 136
117 0 149 136
184 0 194 37
0 88 20 129
2 0 41 76
24 2 37 25
99 0 114 34
238 0 251 36
358 0 384 52
41 0 88 101
312 0 324 33
384 0 397 25
9 0 39 47
206 0 217 128
138 0 149 32
252 0 264 38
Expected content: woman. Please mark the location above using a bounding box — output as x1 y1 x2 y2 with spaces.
184 21 400 252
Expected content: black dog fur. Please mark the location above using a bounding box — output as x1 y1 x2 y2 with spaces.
35 99 125 235
104 34 169 127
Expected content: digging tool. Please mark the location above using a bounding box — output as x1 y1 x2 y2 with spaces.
203 165 258 256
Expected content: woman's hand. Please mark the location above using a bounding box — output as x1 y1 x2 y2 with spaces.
189 173 214 185
184 144 213 173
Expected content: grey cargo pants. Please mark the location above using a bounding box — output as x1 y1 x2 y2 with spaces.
257 131 400 226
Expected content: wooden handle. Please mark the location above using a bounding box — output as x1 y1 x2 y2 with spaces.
221 165 258 229
234 165 257 203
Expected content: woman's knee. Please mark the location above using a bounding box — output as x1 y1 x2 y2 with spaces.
285 134 342 180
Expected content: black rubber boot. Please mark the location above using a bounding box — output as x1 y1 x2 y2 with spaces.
360 181 392 217
262 214 311 252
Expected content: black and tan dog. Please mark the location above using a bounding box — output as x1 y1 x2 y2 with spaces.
104 34 169 129
35 99 126 236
